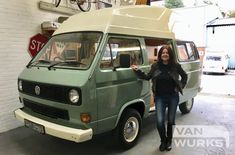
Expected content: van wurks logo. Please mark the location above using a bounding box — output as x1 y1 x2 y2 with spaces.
173 125 229 155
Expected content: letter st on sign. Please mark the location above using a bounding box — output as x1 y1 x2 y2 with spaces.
28 33 48 57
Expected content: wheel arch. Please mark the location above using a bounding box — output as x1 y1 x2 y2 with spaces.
114 99 146 128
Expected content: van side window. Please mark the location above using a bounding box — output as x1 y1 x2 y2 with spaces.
177 45 188 61
177 41 199 62
100 38 143 69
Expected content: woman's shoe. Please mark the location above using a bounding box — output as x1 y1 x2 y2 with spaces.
166 139 172 151
159 141 166 151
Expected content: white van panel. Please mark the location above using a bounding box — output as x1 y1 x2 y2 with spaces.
203 51 229 74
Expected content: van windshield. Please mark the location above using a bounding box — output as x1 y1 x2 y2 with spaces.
30 32 102 69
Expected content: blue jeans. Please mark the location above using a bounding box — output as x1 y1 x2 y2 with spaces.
155 93 179 141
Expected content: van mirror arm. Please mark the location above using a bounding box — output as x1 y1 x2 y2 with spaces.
113 66 120 71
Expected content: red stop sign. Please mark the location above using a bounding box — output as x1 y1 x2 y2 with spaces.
28 33 48 57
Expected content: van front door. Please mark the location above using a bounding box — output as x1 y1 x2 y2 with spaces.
95 37 147 133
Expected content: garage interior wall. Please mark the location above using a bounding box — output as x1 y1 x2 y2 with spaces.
0 0 69 133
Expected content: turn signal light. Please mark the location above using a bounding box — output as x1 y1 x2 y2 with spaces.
80 113 91 123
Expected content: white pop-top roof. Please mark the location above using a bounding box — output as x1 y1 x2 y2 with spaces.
53 5 175 39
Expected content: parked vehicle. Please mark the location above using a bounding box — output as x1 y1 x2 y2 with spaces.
14 6 201 149
203 50 229 74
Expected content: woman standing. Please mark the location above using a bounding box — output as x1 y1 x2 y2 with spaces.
131 45 187 151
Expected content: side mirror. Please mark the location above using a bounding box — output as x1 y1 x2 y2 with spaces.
154 48 158 56
113 54 130 71
120 54 131 68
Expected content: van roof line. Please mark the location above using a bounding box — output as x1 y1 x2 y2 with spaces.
53 5 175 39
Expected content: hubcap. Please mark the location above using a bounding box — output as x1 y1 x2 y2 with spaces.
186 99 193 110
123 117 139 142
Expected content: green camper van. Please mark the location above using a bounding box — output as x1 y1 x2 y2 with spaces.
14 6 201 149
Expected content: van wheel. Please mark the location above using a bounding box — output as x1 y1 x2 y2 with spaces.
179 98 194 114
113 108 142 149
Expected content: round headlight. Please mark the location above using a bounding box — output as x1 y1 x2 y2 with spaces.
18 80 23 91
69 89 79 104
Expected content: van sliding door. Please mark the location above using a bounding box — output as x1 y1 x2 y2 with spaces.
175 41 202 102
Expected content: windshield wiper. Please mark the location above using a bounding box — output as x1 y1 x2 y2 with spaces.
48 61 85 70
26 60 51 68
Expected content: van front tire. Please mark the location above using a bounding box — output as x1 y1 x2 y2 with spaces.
179 98 194 114
114 108 142 150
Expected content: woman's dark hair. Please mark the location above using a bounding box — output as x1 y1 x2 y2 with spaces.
157 45 176 65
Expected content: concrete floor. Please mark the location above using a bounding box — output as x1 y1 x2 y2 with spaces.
1 93 235 155
201 70 235 96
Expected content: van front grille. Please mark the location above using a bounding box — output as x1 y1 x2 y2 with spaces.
21 80 67 102
23 99 69 120
19 80 82 106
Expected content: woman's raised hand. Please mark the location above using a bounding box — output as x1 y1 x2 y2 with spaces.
131 65 138 71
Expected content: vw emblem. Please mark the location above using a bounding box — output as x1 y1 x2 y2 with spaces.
35 85 40 95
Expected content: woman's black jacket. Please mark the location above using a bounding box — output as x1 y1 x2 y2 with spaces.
134 62 188 95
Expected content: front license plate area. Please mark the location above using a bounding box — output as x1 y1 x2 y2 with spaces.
24 119 45 134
